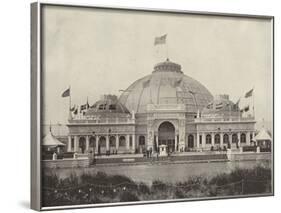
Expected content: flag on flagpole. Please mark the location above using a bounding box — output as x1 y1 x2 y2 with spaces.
61 88 70 97
233 98 240 110
70 105 76 111
215 102 223 109
244 105 250 112
245 89 253 98
80 104 88 112
154 34 167 45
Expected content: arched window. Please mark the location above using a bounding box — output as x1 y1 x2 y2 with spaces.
232 134 238 143
119 136 126 147
223 134 229 144
109 136 116 147
241 133 246 143
206 134 211 144
215 134 220 144
89 136 96 148
79 137 86 153
99 136 106 147
139 136 145 146
129 136 132 147
188 134 194 148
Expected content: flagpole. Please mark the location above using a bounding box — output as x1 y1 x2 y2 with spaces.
166 36 169 59
237 96 241 121
69 85 71 111
253 87 255 119
229 102 231 120
69 85 72 119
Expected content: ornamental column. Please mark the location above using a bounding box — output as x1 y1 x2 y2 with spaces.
220 133 223 147
237 132 241 147
252 131 256 141
74 136 78 152
116 135 119 151
67 136 72 152
106 135 109 151
156 134 159 150
132 134 135 153
202 133 206 148
246 132 251 145
86 135 89 152
126 135 130 150
211 132 215 146
174 134 178 151
196 133 200 149
95 135 99 153
228 133 233 149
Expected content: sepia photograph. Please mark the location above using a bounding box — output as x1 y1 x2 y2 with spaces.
31 2 274 210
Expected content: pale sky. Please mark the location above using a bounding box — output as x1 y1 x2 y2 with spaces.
42 5 273 130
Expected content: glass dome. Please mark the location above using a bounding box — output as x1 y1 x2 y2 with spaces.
119 59 213 114
86 95 130 116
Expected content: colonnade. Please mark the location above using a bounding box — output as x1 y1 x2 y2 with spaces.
195 131 255 149
67 134 135 153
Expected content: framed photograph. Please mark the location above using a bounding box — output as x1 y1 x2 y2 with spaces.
31 1 274 211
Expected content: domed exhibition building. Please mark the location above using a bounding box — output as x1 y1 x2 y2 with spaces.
66 59 257 155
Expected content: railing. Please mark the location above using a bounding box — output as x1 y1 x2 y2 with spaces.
195 116 255 123
69 116 135 124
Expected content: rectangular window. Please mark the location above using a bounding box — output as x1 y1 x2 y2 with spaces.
71 138 74 149
199 135 202 144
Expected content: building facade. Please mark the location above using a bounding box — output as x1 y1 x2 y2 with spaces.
67 59 256 154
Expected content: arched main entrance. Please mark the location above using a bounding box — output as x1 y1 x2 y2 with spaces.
158 121 175 152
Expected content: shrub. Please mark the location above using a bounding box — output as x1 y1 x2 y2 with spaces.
42 165 272 207
119 192 139 202
151 180 167 192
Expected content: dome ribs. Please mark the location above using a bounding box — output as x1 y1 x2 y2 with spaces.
118 60 213 114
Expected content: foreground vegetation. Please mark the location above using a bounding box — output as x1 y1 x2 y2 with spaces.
42 165 272 207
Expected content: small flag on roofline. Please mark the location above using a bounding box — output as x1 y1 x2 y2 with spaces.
80 104 88 112
61 88 70 97
245 88 253 98
70 105 76 111
215 102 223 110
154 34 167 45
244 105 250 112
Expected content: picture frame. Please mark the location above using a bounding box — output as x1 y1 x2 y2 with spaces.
31 1 274 211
